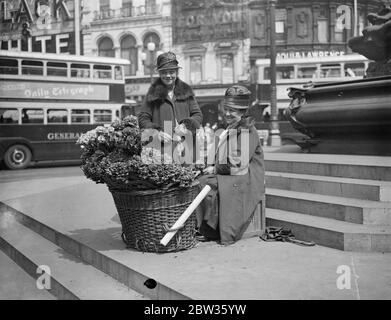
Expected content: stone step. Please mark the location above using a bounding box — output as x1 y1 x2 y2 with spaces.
264 153 391 181
266 171 391 201
0 211 147 300
0 202 191 300
0 250 56 300
266 208 391 252
266 188 391 225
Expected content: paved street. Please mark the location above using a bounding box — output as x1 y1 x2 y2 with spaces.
1 164 391 300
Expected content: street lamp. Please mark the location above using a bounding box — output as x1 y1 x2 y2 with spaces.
267 0 281 146
141 42 163 84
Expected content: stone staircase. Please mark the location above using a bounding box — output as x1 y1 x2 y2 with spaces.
0 206 148 300
264 153 391 252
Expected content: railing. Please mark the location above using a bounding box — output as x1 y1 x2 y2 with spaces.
93 5 161 21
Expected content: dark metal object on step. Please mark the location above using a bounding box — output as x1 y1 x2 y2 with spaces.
260 226 315 246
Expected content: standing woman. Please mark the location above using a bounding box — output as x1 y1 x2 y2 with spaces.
138 52 203 160
196 85 265 245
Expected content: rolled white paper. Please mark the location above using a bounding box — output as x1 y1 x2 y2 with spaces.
160 184 212 246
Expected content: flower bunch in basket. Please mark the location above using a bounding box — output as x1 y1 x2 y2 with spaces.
77 116 201 190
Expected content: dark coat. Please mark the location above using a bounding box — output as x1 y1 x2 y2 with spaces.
197 122 265 245
138 78 203 134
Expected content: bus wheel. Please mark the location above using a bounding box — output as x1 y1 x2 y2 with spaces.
4 145 32 170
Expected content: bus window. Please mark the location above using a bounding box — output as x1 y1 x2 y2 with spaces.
71 63 90 78
297 66 317 79
71 109 90 123
344 62 365 77
0 108 18 124
22 108 44 124
93 65 112 79
47 62 68 77
0 58 18 75
22 60 43 76
114 66 123 80
320 64 341 78
93 109 112 123
264 66 295 80
47 109 68 123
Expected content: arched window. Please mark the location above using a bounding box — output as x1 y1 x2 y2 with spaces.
98 37 115 57
142 32 160 75
121 35 138 76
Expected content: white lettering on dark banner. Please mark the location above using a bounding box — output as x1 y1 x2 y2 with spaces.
47 132 83 141
277 51 346 59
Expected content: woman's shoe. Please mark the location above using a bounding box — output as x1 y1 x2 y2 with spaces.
195 234 211 242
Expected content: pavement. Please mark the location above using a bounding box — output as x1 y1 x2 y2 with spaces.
0 165 390 300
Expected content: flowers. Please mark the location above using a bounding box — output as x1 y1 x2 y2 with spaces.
77 116 198 189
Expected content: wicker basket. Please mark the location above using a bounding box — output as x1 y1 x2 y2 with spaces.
108 181 199 253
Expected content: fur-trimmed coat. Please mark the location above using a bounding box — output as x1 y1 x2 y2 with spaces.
138 78 203 133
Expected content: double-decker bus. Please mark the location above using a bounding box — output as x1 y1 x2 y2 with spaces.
255 53 369 143
0 50 130 169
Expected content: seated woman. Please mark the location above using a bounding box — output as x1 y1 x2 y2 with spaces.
196 85 265 245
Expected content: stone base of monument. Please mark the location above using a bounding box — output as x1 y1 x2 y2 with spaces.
286 76 391 156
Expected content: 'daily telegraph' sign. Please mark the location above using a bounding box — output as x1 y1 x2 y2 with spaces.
0 81 109 100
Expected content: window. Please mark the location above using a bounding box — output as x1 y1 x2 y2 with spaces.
0 58 18 75
320 64 341 78
47 62 68 77
334 23 344 42
93 110 112 123
146 0 156 15
98 37 115 57
345 62 365 77
297 66 317 79
358 13 365 35
22 60 43 75
0 108 18 124
120 35 138 76
47 109 68 123
122 0 132 17
190 55 202 85
71 109 90 123
221 53 234 84
71 63 90 78
275 9 287 41
317 19 328 43
93 65 112 79
142 32 160 76
115 66 123 80
100 0 110 11
264 66 294 80
22 109 44 124
276 21 285 33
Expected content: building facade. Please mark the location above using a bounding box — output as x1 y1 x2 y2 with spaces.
171 0 252 126
81 0 172 103
0 0 78 54
249 0 383 65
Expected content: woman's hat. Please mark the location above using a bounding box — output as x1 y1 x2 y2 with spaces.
156 52 181 71
223 85 251 109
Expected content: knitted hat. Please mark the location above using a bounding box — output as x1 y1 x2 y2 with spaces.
156 52 181 71
223 85 251 109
